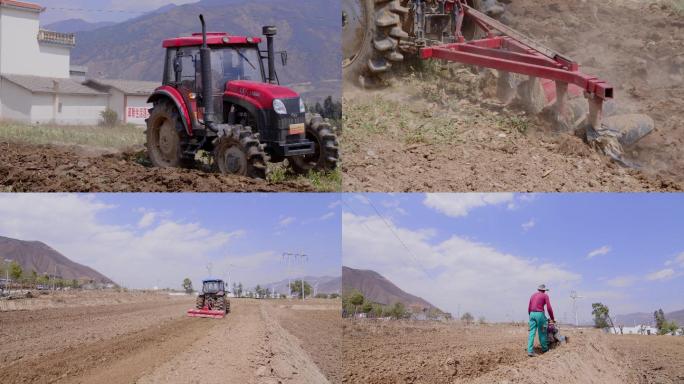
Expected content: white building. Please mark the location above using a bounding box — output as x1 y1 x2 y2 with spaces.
0 0 155 125
83 79 157 125
608 325 659 335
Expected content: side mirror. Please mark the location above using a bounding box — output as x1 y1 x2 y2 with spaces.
280 51 288 66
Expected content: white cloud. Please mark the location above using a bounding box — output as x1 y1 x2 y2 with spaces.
0 194 251 289
328 200 342 209
586 245 611 259
522 219 536 232
605 275 638 288
137 212 156 228
343 212 581 321
319 212 335 221
645 268 675 281
423 193 515 218
665 252 684 268
278 217 295 227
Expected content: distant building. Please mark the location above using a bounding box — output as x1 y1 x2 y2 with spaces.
83 79 157 125
608 325 659 335
0 0 154 125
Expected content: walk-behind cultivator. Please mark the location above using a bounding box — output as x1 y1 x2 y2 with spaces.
343 0 654 164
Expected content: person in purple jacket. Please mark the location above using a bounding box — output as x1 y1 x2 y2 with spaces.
527 284 555 357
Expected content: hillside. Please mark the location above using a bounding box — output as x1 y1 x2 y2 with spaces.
70 0 341 101
616 309 684 327
260 275 341 295
44 19 115 33
342 266 441 311
0 236 114 283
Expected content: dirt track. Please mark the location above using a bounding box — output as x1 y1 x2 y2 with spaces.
0 296 338 384
342 320 684 384
342 0 683 192
0 141 313 192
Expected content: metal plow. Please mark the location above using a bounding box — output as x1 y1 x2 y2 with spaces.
187 306 225 319
420 2 654 164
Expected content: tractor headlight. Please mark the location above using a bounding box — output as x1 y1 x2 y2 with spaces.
273 99 287 115
299 98 306 113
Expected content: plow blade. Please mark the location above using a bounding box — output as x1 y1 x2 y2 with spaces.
187 308 225 319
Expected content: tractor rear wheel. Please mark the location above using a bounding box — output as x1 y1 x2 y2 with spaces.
146 100 191 168
343 0 409 85
226 299 231 314
289 114 339 174
214 125 268 179
343 0 509 86
195 295 204 310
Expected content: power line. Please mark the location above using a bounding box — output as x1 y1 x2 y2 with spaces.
44 7 147 14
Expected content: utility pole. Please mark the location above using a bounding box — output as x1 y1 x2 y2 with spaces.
282 252 308 299
3 259 11 295
570 290 584 327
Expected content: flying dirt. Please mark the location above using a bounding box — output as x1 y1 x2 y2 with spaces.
341 0 683 192
342 319 684 384
0 292 341 384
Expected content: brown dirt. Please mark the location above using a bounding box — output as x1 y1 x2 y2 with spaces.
0 296 336 384
341 0 684 192
270 300 343 383
343 320 684 384
507 0 684 185
609 335 684 384
0 141 313 192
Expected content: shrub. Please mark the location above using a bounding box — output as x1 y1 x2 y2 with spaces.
100 108 119 127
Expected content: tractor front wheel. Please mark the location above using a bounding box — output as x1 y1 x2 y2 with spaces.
214 125 268 179
195 295 204 309
146 100 191 168
289 114 339 174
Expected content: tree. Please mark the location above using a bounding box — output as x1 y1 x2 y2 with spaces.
237 282 244 298
70 279 79 289
315 293 328 299
390 302 408 319
654 309 666 330
659 320 679 335
461 312 474 325
9 261 22 281
478 316 487 325
255 284 263 298
289 280 312 299
592 303 611 328
361 301 373 314
329 293 340 299
182 278 193 294
348 291 364 315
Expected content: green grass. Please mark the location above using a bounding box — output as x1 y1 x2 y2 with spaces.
0 121 145 150
267 164 341 192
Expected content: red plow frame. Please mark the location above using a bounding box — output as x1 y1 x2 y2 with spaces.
419 2 613 130
187 306 225 319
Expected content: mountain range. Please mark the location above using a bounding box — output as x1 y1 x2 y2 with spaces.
48 0 340 101
260 275 341 295
615 309 684 327
342 266 443 312
0 236 114 283
44 19 116 33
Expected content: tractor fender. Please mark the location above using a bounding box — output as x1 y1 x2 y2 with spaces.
148 86 193 136
223 94 269 136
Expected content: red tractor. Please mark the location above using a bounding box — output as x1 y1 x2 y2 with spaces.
146 15 339 178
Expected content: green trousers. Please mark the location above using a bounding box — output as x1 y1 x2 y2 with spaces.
527 311 548 353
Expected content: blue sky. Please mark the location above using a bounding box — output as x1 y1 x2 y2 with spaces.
0 193 341 290
343 193 684 323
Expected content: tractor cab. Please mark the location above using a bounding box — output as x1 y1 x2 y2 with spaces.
201 279 225 294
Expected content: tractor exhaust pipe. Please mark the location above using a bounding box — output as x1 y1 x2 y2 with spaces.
263 26 277 84
199 14 216 130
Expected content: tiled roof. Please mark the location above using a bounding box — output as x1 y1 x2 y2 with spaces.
84 79 159 96
0 0 43 12
1 74 107 95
